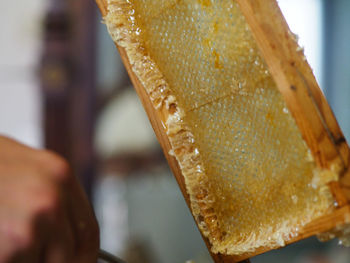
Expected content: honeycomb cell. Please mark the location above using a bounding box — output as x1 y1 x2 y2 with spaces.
105 0 336 255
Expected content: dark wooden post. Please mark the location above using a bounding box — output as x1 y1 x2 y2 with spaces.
40 1 72 159
40 0 97 199
68 0 98 198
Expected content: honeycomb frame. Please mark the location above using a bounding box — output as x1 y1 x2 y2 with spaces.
97 0 350 261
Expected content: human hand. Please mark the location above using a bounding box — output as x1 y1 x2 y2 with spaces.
0 136 99 263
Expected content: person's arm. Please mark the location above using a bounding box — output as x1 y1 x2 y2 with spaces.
0 135 99 263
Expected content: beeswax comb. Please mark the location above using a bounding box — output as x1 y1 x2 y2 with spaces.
96 0 350 261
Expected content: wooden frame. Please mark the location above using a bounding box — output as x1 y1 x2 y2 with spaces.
235 0 350 198
95 0 350 262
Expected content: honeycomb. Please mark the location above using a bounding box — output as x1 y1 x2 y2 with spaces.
105 0 338 255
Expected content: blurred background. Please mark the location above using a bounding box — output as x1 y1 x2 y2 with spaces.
0 0 349 262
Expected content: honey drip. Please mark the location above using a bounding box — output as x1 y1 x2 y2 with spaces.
105 0 338 255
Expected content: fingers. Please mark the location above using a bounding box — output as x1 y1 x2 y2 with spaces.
0 187 76 263
0 138 70 185
65 175 100 263
2 196 76 263
0 137 99 263
38 151 100 262
6 238 42 263
34 150 71 183
0 208 40 263
0 223 31 263
0 176 55 262
32 151 99 262
42 199 75 263
0 136 41 166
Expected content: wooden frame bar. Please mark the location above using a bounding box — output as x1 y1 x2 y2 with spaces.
235 0 350 199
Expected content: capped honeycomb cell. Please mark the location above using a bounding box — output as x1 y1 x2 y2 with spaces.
104 0 339 256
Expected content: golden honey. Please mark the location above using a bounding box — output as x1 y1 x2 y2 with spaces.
105 0 338 255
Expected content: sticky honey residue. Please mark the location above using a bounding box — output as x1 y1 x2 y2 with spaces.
213 50 223 69
104 0 338 255
198 0 212 7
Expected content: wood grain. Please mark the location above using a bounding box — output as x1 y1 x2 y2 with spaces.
95 0 350 262
236 0 350 202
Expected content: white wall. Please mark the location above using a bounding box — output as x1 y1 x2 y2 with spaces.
0 1 46 148
279 0 323 88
